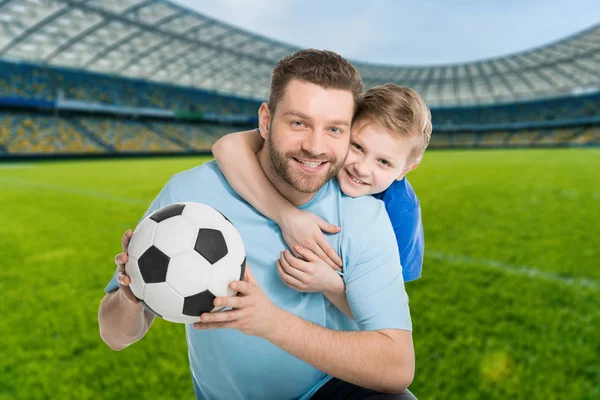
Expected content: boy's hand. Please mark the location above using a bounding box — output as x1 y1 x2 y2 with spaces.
276 246 345 295
279 209 343 271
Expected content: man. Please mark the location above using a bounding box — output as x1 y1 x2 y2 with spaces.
99 49 416 399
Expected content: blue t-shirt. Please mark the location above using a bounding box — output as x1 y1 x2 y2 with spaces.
373 177 424 282
104 161 411 400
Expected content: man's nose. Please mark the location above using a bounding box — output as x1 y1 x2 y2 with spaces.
301 130 325 157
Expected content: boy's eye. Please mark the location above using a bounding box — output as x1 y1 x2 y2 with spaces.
352 143 363 152
380 159 391 167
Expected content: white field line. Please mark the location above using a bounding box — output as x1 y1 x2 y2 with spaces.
426 251 599 290
0 176 148 206
0 164 36 169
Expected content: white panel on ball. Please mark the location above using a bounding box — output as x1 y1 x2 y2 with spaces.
163 314 201 324
153 215 198 257
166 250 212 297
209 257 242 298
125 258 145 300
143 282 184 317
220 221 246 266
181 202 228 230
128 218 157 261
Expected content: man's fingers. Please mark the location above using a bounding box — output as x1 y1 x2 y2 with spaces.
214 295 244 309
121 229 132 253
115 252 128 266
230 280 251 295
200 309 243 323
117 272 130 286
318 240 343 270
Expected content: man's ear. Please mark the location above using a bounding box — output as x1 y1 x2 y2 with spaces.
396 161 420 181
258 102 271 140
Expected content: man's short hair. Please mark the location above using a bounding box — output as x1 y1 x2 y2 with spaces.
355 84 432 166
268 49 364 116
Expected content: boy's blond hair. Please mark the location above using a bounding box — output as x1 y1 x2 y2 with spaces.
354 84 432 166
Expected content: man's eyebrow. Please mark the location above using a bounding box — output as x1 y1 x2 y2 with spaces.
282 110 351 127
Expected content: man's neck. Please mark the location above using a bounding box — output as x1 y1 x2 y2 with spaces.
257 148 317 207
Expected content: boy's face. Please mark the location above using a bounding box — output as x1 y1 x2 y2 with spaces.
338 118 415 197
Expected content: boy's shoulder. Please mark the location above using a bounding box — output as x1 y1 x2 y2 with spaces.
373 177 419 209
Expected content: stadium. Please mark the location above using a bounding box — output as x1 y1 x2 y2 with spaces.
1 1 598 400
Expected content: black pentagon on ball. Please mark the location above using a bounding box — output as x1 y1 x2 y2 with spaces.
195 228 228 264
183 290 216 316
240 256 246 281
138 245 170 283
140 300 162 318
150 203 185 223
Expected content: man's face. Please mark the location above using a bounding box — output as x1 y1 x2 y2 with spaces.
266 79 354 194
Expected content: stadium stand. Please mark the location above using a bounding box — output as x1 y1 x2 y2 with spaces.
0 0 598 158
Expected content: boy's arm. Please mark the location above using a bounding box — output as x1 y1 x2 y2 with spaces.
212 129 296 224
212 130 342 269
323 286 354 320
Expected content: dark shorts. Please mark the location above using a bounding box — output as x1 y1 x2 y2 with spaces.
311 377 417 400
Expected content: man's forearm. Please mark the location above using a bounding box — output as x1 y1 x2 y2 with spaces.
98 290 154 350
264 310 414 393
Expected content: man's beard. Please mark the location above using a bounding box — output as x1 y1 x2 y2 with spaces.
268 126 344 194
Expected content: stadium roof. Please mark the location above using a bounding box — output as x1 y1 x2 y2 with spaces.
1 0 600 107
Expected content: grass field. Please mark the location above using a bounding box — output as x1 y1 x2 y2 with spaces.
1 149 599 400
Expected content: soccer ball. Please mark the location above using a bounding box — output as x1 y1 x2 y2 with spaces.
125 202 246 324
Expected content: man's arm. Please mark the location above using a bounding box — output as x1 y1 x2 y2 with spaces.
267 311 414 393
98 180 173 350
98 287 156 351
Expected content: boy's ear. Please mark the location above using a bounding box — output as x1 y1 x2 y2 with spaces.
395 161 420 181
258 102 271 140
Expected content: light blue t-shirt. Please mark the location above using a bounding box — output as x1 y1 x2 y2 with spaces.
105 161 411 400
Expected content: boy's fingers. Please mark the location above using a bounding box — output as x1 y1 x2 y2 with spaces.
319 240 343 270
308 242 338 270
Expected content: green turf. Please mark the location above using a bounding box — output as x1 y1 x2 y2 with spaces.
1 149 598 400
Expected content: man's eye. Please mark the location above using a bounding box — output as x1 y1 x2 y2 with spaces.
292 121 304 127
329 127 342 134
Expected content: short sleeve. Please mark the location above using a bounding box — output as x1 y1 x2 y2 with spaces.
387 202 424 282
104 180 174 293
344 205 412 332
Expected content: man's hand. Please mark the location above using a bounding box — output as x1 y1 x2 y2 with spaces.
114 229 140 304
192 265 284 338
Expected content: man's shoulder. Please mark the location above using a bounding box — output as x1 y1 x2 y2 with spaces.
339 190 389 228
167 160 235 199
